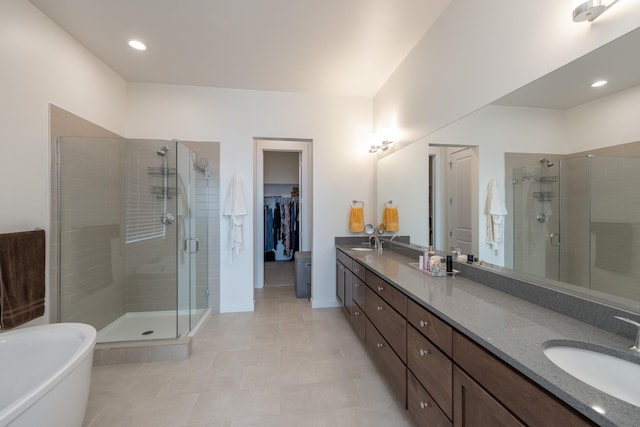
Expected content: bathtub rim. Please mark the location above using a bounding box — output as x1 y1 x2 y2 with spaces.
0 322 96 424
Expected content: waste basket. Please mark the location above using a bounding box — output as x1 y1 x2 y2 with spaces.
294 251 311 299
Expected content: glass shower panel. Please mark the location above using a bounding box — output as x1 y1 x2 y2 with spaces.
123 139 179 341
589 156 640 301
557 157 590 288
176 143 209 336
191 149 209 328
512 164 559 278
57 136 127 332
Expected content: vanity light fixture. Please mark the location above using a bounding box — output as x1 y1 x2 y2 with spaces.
368 129 395 154
572 0 619 22
128 39 147 51
590 79 608 87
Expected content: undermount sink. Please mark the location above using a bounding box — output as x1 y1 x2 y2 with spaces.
350 247 373 252
542 341 640 407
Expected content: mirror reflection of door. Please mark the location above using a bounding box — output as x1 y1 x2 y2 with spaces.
428 154 435 247
447 147 475 254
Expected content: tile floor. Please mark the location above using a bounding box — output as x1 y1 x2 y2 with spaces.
83 285 411 426
263 260 296 287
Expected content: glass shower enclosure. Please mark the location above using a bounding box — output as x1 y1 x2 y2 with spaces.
56 137 210 343
512 155 640 302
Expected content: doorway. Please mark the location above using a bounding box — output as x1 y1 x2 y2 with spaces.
254 139 312 291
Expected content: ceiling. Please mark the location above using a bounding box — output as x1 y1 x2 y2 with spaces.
28 0 452 98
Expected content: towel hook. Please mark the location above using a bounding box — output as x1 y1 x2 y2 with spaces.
384 200 394 207
350 200 365 208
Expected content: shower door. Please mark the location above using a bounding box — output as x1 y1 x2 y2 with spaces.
176 143 209 336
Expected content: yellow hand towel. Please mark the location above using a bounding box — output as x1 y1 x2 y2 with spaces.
350 207 365 232
383 207 399 232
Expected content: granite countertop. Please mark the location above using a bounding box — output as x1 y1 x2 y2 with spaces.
336 244 640 427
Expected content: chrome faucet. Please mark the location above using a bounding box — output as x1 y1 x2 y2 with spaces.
615 316 640 353
369 235 382 254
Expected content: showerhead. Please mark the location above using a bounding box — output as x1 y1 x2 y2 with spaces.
157 145 170 156
540 158 554 167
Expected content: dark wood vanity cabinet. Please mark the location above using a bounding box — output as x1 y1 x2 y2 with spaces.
336 249 366 341
452 332 595 427
336 248 596 427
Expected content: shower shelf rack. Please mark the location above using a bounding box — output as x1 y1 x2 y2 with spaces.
147 166 176 176
152 186 177 199
533 191 555 202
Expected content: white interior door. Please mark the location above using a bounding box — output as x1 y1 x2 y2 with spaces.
448 148 474 254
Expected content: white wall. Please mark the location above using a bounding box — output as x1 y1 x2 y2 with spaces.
374 0 640 147
125 83 373 311
0 0 127 325
567 84 640 151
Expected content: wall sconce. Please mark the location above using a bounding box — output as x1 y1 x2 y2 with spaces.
368 128 395 154
572 0 619 22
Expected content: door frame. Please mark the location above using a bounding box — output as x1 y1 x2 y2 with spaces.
254 138 312 289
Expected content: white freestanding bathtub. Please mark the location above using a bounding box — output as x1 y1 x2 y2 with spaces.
0 323 97 427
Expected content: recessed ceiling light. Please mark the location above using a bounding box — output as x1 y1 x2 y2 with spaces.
128 40 147 51
590 79 608 88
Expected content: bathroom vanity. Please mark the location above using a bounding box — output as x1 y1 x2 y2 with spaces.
336 242 640 427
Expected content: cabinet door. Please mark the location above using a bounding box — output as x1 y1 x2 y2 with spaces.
336 260 345 304
453 366 524 427
344 269 353 315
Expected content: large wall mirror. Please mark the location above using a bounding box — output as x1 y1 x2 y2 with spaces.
376 26 640 314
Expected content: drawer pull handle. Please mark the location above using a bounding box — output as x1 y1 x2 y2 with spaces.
377 342 385 348
377 286 384 291
420 401 430 409
354 282 360 287
377 306 384 311
354 311 360 316
419 348 430 357
419 320 429 327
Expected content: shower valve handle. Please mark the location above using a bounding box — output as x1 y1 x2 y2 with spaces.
161 213 175 225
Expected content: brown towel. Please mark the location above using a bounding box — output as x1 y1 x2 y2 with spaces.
0 229 45 329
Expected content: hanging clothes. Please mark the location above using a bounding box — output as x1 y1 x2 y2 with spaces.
264 196 299 260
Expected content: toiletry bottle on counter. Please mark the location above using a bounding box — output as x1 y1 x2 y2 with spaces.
423 250 429 270
418 255 424 270
446 255 453 273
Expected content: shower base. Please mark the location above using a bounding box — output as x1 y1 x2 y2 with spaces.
93 309 208 365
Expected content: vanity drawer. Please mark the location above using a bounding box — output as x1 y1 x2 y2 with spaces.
408 326 453 419
453 332 595 427
351 301 366 342
365 270 407 316
352 276 366 308
336 249 353 270
352 260 366 280
366 318 406 405
407 299 452 356
366 288 407 362
408 371 452 427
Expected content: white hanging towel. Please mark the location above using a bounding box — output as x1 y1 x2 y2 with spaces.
223 174 248 262
485 178 508 246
